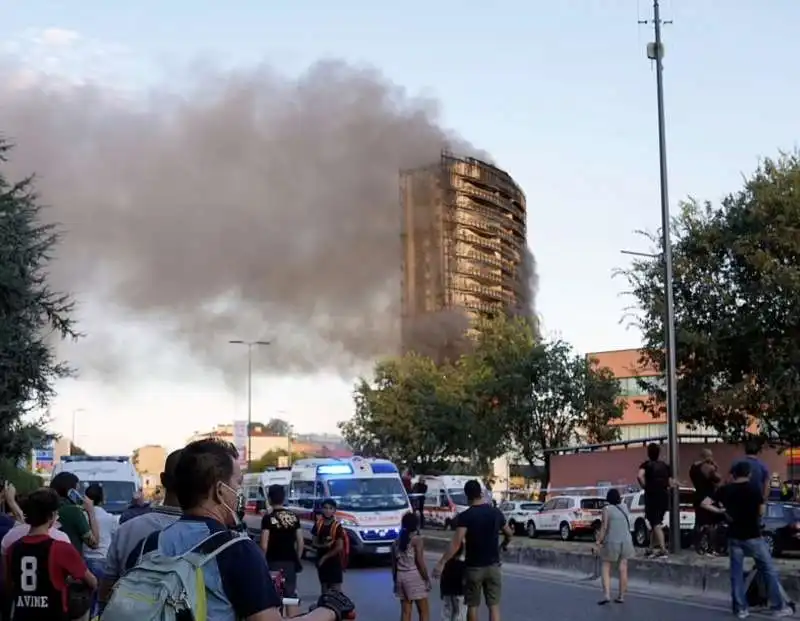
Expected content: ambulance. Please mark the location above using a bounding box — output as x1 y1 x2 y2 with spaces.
287 456 411 558
51 456 141 516
241 468 293 538
420 475 492 529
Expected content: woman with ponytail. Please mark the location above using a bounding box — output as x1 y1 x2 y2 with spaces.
392 511 431 621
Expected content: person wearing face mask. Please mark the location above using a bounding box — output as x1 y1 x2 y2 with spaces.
5 488 97 621
128 438 355 621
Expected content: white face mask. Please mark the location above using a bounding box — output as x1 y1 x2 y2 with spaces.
218 482 241 526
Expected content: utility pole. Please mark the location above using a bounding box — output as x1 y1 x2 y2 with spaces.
229 340 271 471
640 0 680 554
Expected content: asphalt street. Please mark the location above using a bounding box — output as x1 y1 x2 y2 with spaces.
292 555 749 621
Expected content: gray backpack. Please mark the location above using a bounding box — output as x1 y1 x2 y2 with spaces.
101 529 246 621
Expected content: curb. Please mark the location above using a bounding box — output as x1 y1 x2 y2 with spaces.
421 535 800 600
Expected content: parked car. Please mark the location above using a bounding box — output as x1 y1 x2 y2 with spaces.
621 488 695 547
528 495 607 541
763 501 800 557
499 500 542 536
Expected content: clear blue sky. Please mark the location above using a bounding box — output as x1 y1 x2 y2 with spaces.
2 0 798 453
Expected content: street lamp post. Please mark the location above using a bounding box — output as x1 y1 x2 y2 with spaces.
229 340 271 471
642 0 681 553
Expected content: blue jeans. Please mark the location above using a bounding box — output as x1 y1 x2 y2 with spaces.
85 557 105 618
729 537 786 612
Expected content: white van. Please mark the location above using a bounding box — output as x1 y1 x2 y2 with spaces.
241 469 293 538
52 456 141 516
421 475 492 529
287 456 411 559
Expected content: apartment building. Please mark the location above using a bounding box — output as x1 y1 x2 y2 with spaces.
589 348 716 442
400 152 528 357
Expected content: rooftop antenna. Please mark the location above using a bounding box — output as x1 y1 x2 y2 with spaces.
639 0 680 556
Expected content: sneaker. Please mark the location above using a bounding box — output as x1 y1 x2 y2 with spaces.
736 610 749 619
773 607 794 617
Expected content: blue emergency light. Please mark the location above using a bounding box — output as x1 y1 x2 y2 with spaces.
370 462 398 474
317 464 353 475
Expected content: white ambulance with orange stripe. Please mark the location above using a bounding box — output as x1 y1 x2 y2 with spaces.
286 456 411 559
420 475 492 529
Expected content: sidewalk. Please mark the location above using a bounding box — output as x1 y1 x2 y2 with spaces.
421 529 800 599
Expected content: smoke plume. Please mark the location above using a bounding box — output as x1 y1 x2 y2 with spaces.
0 58 536 379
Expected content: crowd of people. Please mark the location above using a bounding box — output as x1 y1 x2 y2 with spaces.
0 438 356 621
389 478 513 621
2 437 798 620
631 440 795 618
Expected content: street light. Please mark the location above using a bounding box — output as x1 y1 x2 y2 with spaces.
641 0 681 553
71 409 85 455
620 250 659 259
229 340 271 471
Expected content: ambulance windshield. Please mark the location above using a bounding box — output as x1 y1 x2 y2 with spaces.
326 477 408 512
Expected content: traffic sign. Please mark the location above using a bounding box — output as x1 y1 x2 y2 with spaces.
34 449 53 462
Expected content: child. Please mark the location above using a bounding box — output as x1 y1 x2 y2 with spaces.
311 498 346 595
392 512 430 621
439 542 466 621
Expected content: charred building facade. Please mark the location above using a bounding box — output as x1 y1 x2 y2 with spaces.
400 152 528 357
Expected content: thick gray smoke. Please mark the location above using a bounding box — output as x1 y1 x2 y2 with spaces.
0 58 536 379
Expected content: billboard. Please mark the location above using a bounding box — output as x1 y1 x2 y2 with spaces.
233 420 248 468
32 441 55 473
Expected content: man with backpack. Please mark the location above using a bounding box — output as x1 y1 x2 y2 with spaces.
312 498 348 595
98 449 184 610
101 439 355 621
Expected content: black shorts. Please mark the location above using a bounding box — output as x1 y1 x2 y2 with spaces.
645 494 668 527
269 560 298 598
317 559 343 587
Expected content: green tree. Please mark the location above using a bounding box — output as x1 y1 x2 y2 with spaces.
619 154 800 443
339 353 466 471
504 339 625 487
250 448 306 471
263 418 291 436
458 314 538 474
0 139 78 461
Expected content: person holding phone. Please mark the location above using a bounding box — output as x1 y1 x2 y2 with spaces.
49 474 98 554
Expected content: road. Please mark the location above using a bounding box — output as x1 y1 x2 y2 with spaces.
292 555 744 621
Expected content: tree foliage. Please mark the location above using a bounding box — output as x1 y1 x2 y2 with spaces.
620 153 800 444
340 353 466 471
339 314 624 480
0 139 79 461
250 448 306 471
504 340 625 486
262 418 291 436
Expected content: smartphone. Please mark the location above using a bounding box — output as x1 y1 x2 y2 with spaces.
67 488 84 505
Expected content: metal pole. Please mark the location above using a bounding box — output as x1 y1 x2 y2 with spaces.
247 344 253 472
650 0 681 553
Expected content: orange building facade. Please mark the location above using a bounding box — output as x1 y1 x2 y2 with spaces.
588 348 717 442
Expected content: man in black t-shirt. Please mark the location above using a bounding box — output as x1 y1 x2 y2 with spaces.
260 484 303 615
702 460 793 617
637 443 674 557
410 478 428 529
433 480 512 621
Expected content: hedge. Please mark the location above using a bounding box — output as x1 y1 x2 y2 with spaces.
0 459 43 494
